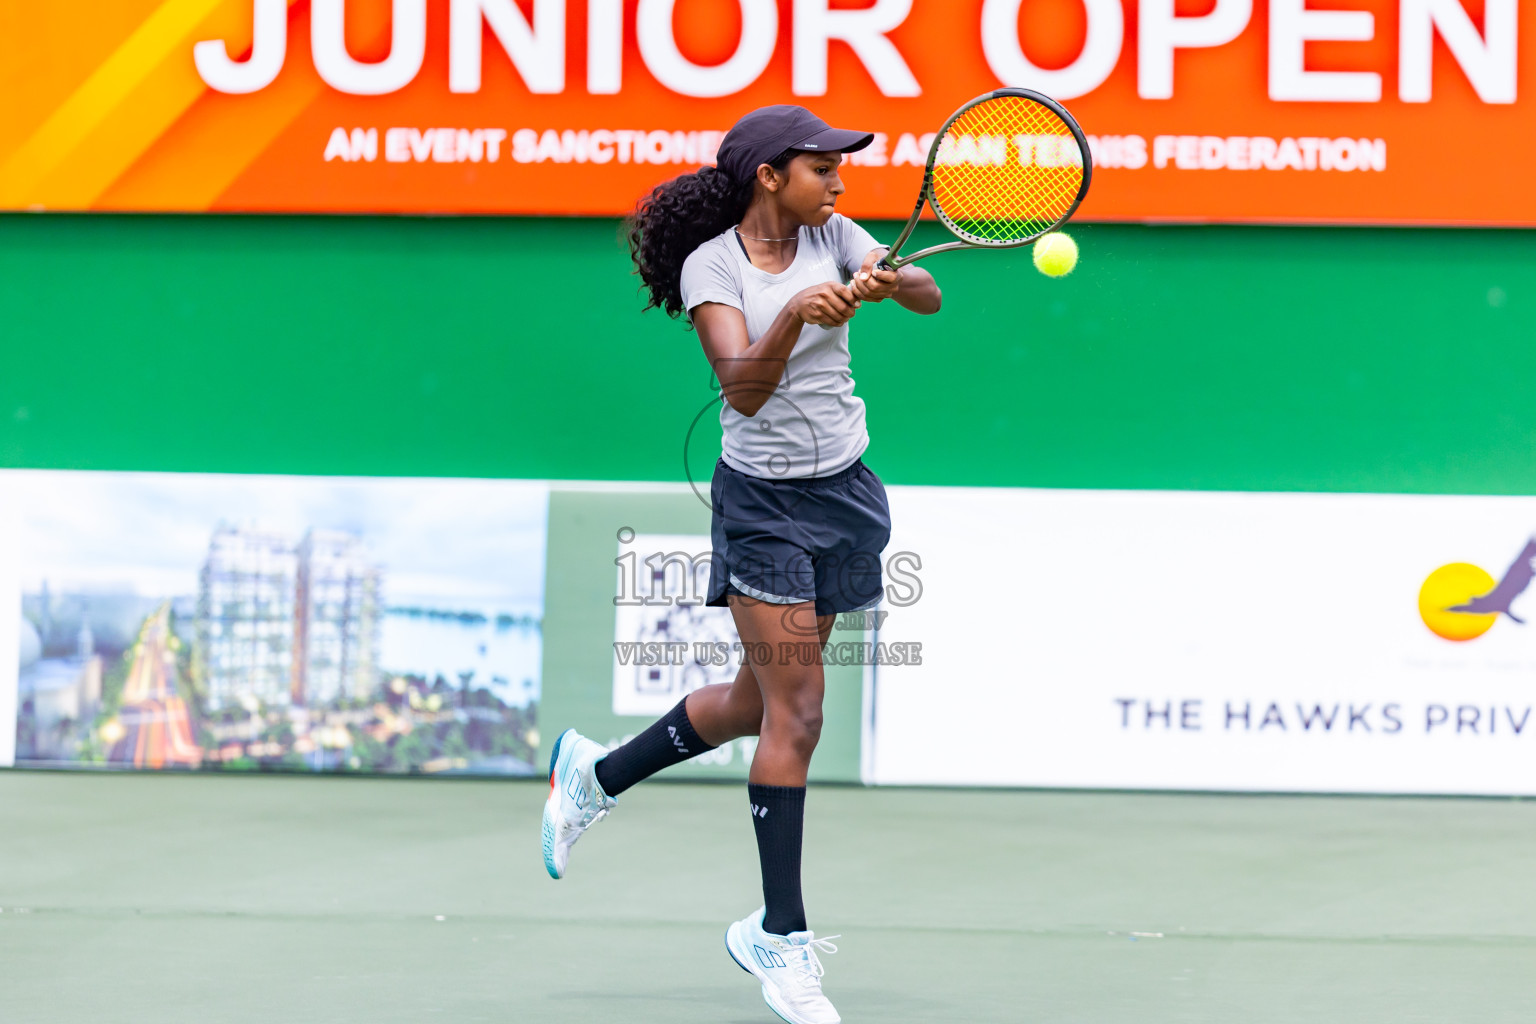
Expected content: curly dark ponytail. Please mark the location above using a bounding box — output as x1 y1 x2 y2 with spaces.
627 152 793 321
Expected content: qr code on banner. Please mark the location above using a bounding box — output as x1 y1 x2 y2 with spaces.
612 534 739 718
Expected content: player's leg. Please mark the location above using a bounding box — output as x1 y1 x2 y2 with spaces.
724 461 888 1021
724 595 842 1024
582 594 825 802
545 456 770 880
542 665 755 881
740 598 833 788
582 656 765 802
542 635 772 880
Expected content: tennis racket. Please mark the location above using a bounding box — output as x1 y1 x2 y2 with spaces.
880 88 1092 269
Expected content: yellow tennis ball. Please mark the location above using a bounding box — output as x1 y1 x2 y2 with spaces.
1032 232 1079 278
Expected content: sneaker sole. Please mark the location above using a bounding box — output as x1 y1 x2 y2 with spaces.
540 729 575 880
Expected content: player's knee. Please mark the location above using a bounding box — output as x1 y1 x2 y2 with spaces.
762 695 822 756
783 699 823 753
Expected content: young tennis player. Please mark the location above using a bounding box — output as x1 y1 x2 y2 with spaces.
541 105 940 1024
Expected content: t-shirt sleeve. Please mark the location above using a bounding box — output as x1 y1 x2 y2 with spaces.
679 242 743 316
831 214 884 278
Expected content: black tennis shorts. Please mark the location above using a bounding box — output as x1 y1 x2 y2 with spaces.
707 457 892 616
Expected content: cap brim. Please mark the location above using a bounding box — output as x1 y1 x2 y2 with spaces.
790 127 875 155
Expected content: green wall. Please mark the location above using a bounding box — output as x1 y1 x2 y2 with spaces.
2 214 1533 493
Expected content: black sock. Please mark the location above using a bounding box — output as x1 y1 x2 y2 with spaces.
748 783 807 936
592 698 714 797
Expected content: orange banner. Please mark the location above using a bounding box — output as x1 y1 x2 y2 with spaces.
1 0 1529 224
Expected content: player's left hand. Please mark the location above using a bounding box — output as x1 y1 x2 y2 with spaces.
851 251 901 303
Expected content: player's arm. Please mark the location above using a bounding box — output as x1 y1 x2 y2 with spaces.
693 283 862 418
850 249 942 314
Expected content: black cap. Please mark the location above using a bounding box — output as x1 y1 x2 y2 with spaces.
714 105 875 184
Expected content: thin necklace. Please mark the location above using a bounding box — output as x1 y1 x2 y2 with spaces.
736 226 798 243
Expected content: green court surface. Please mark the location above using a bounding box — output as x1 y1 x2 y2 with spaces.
1 771 1532 1023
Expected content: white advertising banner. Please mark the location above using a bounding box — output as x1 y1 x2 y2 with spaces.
870 487 1536 795
0 493 17 768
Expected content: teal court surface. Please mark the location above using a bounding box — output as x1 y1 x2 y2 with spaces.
1 770 1532 1023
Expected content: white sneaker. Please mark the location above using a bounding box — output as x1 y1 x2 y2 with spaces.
540 728 616 879
725 906 842 1024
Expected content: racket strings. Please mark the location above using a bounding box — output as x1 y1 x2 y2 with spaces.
929 96 1085 245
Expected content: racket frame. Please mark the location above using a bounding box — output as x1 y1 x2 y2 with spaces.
880 87 1093 270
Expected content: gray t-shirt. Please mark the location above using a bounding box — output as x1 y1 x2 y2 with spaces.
680 214 882 480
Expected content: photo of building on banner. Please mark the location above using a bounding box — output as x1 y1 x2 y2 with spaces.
1 472 547 775
0 1 1524 223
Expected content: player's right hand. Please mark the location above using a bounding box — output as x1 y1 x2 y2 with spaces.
791 283 861 327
